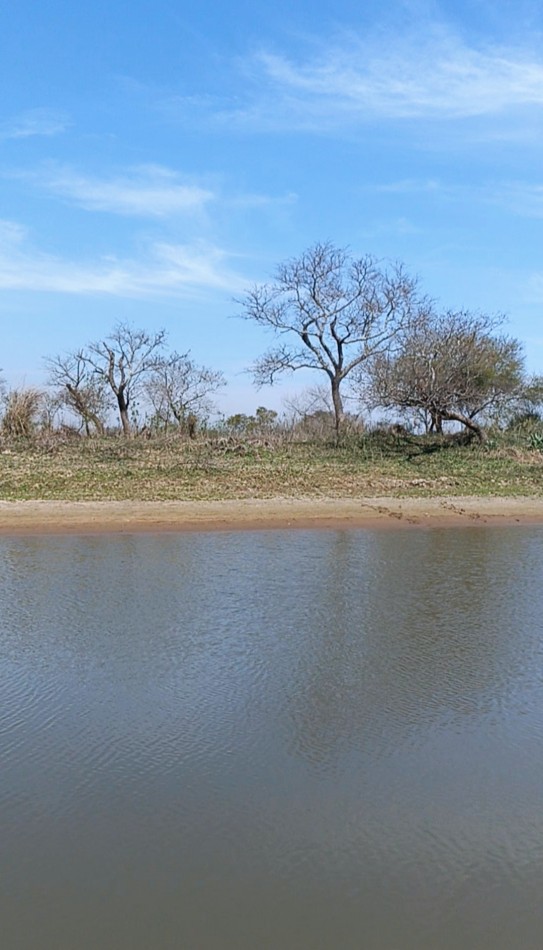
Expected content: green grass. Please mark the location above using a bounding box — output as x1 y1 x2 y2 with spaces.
0 430 541 502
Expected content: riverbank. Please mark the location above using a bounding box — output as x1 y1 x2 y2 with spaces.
2 496 543 534
1 432 542 503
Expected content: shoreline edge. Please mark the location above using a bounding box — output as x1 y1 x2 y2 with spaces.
1 496 542 534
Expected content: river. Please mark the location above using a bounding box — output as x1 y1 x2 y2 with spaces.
1 527 542 949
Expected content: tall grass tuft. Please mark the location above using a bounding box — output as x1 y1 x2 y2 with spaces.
1 388 42 438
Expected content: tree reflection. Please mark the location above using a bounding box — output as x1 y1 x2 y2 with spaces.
283 528 541 770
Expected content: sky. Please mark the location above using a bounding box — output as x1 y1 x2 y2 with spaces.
1 0 543 414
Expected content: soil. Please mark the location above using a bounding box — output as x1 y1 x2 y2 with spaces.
1 496 542 534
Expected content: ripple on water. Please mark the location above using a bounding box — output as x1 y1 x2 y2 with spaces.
0 528 543 950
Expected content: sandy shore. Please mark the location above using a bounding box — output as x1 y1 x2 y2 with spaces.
0 496 542 534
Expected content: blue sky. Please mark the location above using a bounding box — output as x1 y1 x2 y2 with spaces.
2 0 543 413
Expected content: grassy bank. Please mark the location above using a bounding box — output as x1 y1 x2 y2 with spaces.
0 430 541 502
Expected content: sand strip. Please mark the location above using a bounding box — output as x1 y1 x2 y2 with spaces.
0 496 542 534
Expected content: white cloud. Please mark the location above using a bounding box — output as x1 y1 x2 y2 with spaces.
372 179 445 194
365 177 543 219
26 164 214 217
0 220 246 297
15 163 296 218
0 108 69 140
224 190 298 210
257 47 543 119
201 28 543 131
0 219 28 244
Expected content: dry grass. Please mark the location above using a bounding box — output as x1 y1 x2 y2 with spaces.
0 431 541 502
1 388 42 438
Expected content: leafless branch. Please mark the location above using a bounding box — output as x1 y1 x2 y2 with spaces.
237 241 424 438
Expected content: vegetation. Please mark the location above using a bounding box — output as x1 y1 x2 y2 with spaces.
46 351 108 435
1 388 42 438
46 323 224 438
48 323 168 437
237 242 423 440
366 309 540 442
0 424 541 502
146 352 225 435
0 242 541 503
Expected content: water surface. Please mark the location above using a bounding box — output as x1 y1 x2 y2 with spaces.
1 527 543 949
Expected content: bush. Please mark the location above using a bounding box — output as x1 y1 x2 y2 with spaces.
1 388 42 438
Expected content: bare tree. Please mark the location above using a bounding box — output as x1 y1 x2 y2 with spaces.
145 352 225 435
39 391 64 432
84 323 167 436
237 242 423 439
46 351 108 435
366 309 529 442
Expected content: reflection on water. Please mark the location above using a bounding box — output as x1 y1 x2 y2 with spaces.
1 528 543 949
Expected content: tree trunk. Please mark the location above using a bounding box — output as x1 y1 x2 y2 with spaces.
331 378 344 443
117 391 132 436
187 413 197 439
65 384 105 436
429 409 443 434
441 410 485 442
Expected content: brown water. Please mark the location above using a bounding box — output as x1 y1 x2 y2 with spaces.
1 527 542 949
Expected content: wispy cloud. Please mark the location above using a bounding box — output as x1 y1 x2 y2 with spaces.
494 182 543 218
369 177 543 219
256 45 543 120
0 108 69 140
24 164 214 217
372 179 446 195
0 219 246 297
14 163 296 218
192 26 543 132
223 190 298 210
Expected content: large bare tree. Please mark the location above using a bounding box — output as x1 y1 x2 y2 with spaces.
367 309 531 441
238 242 422 438
145 351 225 434
84 323 166 435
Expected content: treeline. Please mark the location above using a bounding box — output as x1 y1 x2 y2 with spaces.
2 242 543 444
